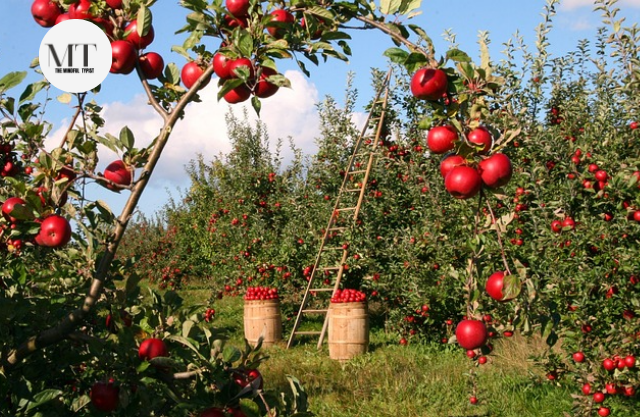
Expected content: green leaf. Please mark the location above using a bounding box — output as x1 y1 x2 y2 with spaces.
447 49 472 63
217 78 244 101
222 345 241 363
383 47 409 65
119 126 135 150
19 81 48 103
26 389 63 411
136 5 153 37
380 0 401 14
251 95 261 116
236 29 254 58
163 63 181 86
399 0 422 15
167 334 206 360
182 319 195 338
0 71 27 92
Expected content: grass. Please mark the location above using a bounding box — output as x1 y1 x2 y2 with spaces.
177 286 574 417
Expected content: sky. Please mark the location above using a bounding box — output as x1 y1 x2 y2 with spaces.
1 0 640 217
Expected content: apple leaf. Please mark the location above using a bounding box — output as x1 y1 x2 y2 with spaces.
217 78 244 101
235 29 254 59
57 93 72 104
252 96 262 116
383 47 409 65
19 81 48 104
119 126 135 150
136 5 153 37
320 31 352 41
380 0 402 15
162 63 181 86
0 71 27 93
447 49 472 63
399 0 422 16
25 389 63 411
306 5 335 20
222 345 242 363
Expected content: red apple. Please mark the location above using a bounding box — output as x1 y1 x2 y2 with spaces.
410 68 448 101
477 153 512 188
110 40 137 74
213 52 232 79
2 197 27 223
35 215 72 248
55 12 72 25
138 338 168 361
485 271 518 302
439 154 466 178
427 125 458 154
597 407 610 417
582 383 592 395
31 0 62 27
254 67 279 98
68 0 94 20
103 160 132 189
227 57 254 79
572 352 585 363
602 358 616 372
106 0 123 8
444 165 482 199
551 220 562 233
226 0 250 17
267 9 295 38
467 126 492 154
181 62 210 90
223 84 252 104
561 217 575 230
455 319 488 350
124 21 155 49
90 381 119 412
139 52 164 79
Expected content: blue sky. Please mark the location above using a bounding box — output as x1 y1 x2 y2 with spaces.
1 0 640 217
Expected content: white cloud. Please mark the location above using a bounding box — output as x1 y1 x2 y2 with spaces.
48 70 324 214
561 0 640 10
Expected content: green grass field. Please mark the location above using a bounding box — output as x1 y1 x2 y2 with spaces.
179 287 574 417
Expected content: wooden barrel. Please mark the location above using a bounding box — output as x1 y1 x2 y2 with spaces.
243 299 282 348
328 301 369 361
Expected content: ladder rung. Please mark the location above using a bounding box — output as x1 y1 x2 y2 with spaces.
302 309 329 314
295 331 322 336
327 227 347 232
336 207 356 212
349 170 366 175
324 246 345 251
344 188 362 193
321 266 341 271
310 288 334 292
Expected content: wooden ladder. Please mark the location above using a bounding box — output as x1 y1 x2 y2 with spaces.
286 69 393 349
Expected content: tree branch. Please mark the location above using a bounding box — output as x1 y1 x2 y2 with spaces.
3 65 216 371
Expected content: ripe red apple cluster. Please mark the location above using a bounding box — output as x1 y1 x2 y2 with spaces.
411 67 513 199
203 307 215 322
0 142 24 178
2 197 72 250
330 288 366 303
244 286 279 300
602 354 636 372
551 216 576 233
30 0 165 79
